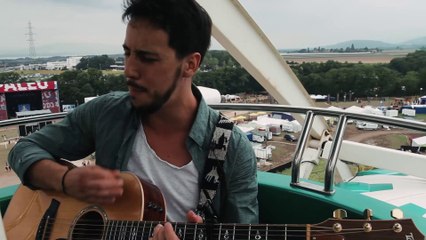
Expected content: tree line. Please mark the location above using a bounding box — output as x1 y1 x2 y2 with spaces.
294 44 382 54
293 49 426 99
197 49 426 100
0 49 425 105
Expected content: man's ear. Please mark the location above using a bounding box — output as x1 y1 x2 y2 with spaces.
182 52 202 78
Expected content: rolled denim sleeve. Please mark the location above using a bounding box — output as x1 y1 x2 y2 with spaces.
8 140 57 183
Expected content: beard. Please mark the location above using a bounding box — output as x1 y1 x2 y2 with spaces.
127 66 181 116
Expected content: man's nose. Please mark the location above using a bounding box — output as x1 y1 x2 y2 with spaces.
124 54 139 80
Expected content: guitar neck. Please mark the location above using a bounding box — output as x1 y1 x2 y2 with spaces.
101 219 425 240
103 220 305 240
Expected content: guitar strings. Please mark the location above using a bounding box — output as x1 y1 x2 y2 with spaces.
41 218 398 239
41 228 399 240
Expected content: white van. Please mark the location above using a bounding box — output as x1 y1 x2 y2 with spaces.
356 121 379 130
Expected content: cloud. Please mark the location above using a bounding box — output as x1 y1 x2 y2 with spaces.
0 0 125 57
239 0 426 49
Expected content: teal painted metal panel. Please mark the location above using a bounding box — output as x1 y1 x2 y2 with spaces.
1 172 425 235
257 171 426 235
0 184 18 216
336 182 393 192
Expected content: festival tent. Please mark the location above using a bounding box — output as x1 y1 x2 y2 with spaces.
412 136 426 147
363 106 384 116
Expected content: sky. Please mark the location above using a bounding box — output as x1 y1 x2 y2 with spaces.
0 0 425 57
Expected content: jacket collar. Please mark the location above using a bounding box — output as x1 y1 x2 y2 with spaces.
188 84 218 149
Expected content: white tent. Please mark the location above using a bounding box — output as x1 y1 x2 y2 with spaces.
327 106 343 111
197 86 221 104
343 105 384 116
222 94 241 103
255 115 301 132
344 105 364 113
412 136 426 147
237 125 255 133
363 106 384 116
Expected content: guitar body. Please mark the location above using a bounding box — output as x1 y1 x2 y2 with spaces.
4 172 166 240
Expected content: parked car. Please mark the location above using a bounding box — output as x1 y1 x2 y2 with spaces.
284 134 297 142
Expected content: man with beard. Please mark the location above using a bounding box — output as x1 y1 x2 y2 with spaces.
8 0 258 239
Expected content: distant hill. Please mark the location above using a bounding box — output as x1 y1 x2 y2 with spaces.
2 36 425 59
279 36 426 53
323 37 426 50
399 36 426 48
324 40 395 50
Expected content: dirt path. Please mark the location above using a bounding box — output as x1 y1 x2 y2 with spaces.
345 127 414 143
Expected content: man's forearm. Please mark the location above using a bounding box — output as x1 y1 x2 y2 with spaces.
25 160 69 192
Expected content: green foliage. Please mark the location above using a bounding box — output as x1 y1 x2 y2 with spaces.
56 69 126 104
76 55 115 70
294 51 426 98
389 50 426 74
3 49 426 104
194 67 264 94
0 72 22 83
195 51 264 94
201 50 238 71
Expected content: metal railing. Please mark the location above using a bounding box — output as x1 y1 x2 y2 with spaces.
211 103 426 194
0 112 67 128
3 104 426 195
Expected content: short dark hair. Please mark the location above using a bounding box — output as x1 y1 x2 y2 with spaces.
122 0 212 63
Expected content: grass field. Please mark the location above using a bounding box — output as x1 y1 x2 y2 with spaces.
16 69 63 75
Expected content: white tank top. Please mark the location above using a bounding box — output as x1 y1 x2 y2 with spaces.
127 123 199 222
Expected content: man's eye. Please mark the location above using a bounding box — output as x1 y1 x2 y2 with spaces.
142 58 156 62
138 55 157 62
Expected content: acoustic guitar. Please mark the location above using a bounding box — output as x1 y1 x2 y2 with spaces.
3 172 425 239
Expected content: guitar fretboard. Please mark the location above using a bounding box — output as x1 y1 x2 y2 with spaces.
81 220 307 240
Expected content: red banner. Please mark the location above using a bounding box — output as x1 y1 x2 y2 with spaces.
42 90 60 113
0 93 7 120
0 81 57 93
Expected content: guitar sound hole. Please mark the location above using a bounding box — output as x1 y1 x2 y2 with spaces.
71 211 105 239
